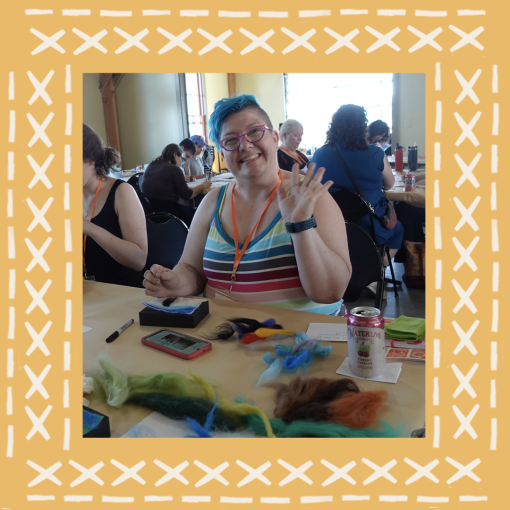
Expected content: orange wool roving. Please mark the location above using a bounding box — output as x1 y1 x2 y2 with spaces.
328 390 388 429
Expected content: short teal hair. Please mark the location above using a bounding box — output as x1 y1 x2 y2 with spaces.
208 94 273 151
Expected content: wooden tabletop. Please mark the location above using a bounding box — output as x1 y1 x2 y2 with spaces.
83 281 425 437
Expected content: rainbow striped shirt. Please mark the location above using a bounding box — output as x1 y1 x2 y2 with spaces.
203 185 344 315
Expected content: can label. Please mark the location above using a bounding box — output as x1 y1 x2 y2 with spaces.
405 173 416 191
347 325 386 378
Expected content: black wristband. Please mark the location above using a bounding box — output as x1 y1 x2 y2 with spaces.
285 215 317 233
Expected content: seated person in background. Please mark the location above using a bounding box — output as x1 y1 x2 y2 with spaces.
140 143 212 211
143 94 351 315
366 119 390 147
82 124 148 286
311 105 403 298
277 119 309 173
180 138 205 178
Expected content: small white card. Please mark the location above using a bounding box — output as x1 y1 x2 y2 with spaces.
336 358 402 384
306 323 347 342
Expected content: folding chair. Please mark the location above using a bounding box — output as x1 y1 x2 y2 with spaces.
329 185 402 298
126 173 153 215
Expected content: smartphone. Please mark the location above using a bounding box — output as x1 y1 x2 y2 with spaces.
141 329 212 360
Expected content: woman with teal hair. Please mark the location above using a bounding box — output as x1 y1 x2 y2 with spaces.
143 94 351 315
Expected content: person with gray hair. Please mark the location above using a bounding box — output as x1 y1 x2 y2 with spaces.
277 119 309 172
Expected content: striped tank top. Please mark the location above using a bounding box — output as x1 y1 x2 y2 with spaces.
203 184 344 315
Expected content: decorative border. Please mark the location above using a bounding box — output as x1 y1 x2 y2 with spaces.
2 1 504 508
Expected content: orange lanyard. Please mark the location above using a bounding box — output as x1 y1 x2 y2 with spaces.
83 178 103 272
280 146 308 167
230 170 282 291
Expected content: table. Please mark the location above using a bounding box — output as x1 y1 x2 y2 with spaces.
385 185 425 208
83 281 425 438
187 173 235 191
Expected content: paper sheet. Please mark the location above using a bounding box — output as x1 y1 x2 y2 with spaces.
336 358 402 384
83 325 92 333
306 322 348 342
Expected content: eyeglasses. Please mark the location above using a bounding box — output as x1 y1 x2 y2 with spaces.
220 125 271 151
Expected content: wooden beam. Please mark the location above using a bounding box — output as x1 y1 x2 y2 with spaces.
101 77 122 168
99 73 112 94
227 73 236 97
112 73 124 91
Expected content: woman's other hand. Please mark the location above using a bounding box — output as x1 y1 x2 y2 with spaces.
143 264 180 297
202 180 212 190
277 163 333 223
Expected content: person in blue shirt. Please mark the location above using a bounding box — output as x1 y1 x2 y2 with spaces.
311 105 404 297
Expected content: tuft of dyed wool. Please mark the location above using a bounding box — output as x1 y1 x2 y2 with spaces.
273 376 333 418
207 317 284 341
187 371 276 438
128 394 240 431
242 414 404 438
184 395 218 438
91 356 210 408
281 379 361 423
328 390 388 429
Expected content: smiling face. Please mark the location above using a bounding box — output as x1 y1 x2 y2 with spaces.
219 107 279 181
283 126 303 151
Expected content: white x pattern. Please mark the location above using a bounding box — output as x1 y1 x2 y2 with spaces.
69 460 105 487
27 70 54 105
30 28 65 55
453 404 479 439
111 459 146 486
452 278 479 313
26 197 54 232
278 460 313 486
452 236 479 271
449 25 484 52
114 27 150 54
194 460 229 487
451 363 479 398
27 113 54 147
365 26 400 53
27 460 62 487
404 458 440 485
452 320 479 355
236 460 271 487
324 28 360 53
454 196 480 231
455 70 482 104
26 405 52 440
157 28 192 54
281 28 316 54
240 29 275 55
454 153 481 188
73 28 108 55
321 460 356 486
27 154 54 189
407 26 442 52
25 279 52 314
445 457 481 484
25 321 52 356
197 29 233 55
25 237 52 272
24 364 51 399
454 111 481 146
154 460 189 486
362 458 397 485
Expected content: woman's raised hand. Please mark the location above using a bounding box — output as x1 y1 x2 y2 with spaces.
143 264 180 297
277 163 333 224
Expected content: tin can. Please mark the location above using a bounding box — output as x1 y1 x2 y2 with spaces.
405 173 416 191
347 307 386 378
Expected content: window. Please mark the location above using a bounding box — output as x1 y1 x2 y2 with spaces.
184 73 206 140
284 73 393 151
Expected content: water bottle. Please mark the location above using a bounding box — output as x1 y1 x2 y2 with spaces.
395 144 404 174
408 145 418 172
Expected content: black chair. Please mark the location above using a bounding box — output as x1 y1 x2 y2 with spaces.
343 221 384 310
126 173 153 215
142 212 189 274
147 198 196 228
329 185 401 298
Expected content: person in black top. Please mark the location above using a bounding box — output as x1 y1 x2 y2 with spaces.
140 144 211 205
277 119 309 172
82 124 148 285
366 119 390 146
